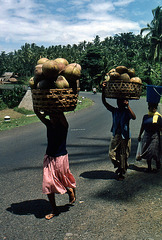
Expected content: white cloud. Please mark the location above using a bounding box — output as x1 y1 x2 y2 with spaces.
88 2 115 12
0 0 142 52
114 0 135 7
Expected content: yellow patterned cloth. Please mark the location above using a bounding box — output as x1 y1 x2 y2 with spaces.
148 111 162 123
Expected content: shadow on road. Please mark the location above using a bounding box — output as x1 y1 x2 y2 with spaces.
80 170 117 180
96 171 161 201
6 199 71 219
128 164 146 172
77 136 162 202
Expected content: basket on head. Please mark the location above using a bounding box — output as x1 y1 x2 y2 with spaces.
146 85 162 104
104 80 143 99
32 88 79 113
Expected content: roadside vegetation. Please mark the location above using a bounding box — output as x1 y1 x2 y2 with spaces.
0 96 93 131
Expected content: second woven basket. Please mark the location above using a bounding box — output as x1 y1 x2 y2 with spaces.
104 80 143 99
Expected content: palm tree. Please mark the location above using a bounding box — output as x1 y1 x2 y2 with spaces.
140 6 162 84
140 6 161 60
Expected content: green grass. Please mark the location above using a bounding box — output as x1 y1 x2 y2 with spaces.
0 116 38 131
0 96 94 131
13 107 35 115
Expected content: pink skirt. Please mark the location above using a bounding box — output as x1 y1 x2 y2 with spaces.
42 154 76 194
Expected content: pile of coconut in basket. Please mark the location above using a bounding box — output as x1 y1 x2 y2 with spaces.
29 57 81 113
104 65 143 99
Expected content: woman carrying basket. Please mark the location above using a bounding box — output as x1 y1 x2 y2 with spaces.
34 109 76 220
138 102 162 172
102 81 136 180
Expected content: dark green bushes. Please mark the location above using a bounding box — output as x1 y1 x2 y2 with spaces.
1 86 26 108
0 97 8 110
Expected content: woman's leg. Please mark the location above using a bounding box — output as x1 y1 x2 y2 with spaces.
45 193 59 220
66 188 76 204
117 139 129 180
146 159 152 172
156 160 161 170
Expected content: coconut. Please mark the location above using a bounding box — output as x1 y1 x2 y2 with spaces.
68 63 82 71
55 75 69 89
29 77 35 89
128 68 136 78
108 68 116 75
57 62 66 73
105 74 110 81
42 60 60 80
37 57 49 65
62 64 81 81
54 58 69 66
34 64 43 75
109 72 121 80
116 66 128 74
34 64 45 81
130 77 142 84
37 80 54 89
120 73 130 81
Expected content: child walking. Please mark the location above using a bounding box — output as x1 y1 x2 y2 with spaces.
102 82 136 180
34 109 76 220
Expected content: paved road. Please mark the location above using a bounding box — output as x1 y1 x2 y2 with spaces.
0 92 161 240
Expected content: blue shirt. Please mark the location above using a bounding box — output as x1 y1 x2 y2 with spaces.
111 108 132 139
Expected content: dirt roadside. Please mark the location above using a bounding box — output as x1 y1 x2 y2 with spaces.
0 109 24 119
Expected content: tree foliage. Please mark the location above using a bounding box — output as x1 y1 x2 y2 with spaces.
0 6 161 90
140 6 162 85
141 6 162 62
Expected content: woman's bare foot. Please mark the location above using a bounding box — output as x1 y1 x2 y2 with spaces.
117 174 125 181
67 188 76 204
45 209 60 220
45 212 56 220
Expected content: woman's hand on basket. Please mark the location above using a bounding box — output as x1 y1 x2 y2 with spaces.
102 81 107 95
34 108 47 117
102 81 107 88
124 99 129 107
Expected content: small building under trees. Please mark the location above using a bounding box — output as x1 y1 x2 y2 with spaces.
0 72 18 84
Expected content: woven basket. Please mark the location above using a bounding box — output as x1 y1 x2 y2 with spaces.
32 88 79 112
104 80 143 99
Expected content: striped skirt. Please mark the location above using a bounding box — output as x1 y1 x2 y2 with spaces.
141 131 160 162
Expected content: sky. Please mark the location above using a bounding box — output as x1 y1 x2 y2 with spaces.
0 0 161 53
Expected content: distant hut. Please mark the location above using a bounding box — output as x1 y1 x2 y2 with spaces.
0 72 18 84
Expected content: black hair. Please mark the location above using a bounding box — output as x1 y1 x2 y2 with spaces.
148 102 158 109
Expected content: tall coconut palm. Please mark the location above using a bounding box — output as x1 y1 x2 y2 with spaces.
140 6 162 61
140 6 162 84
